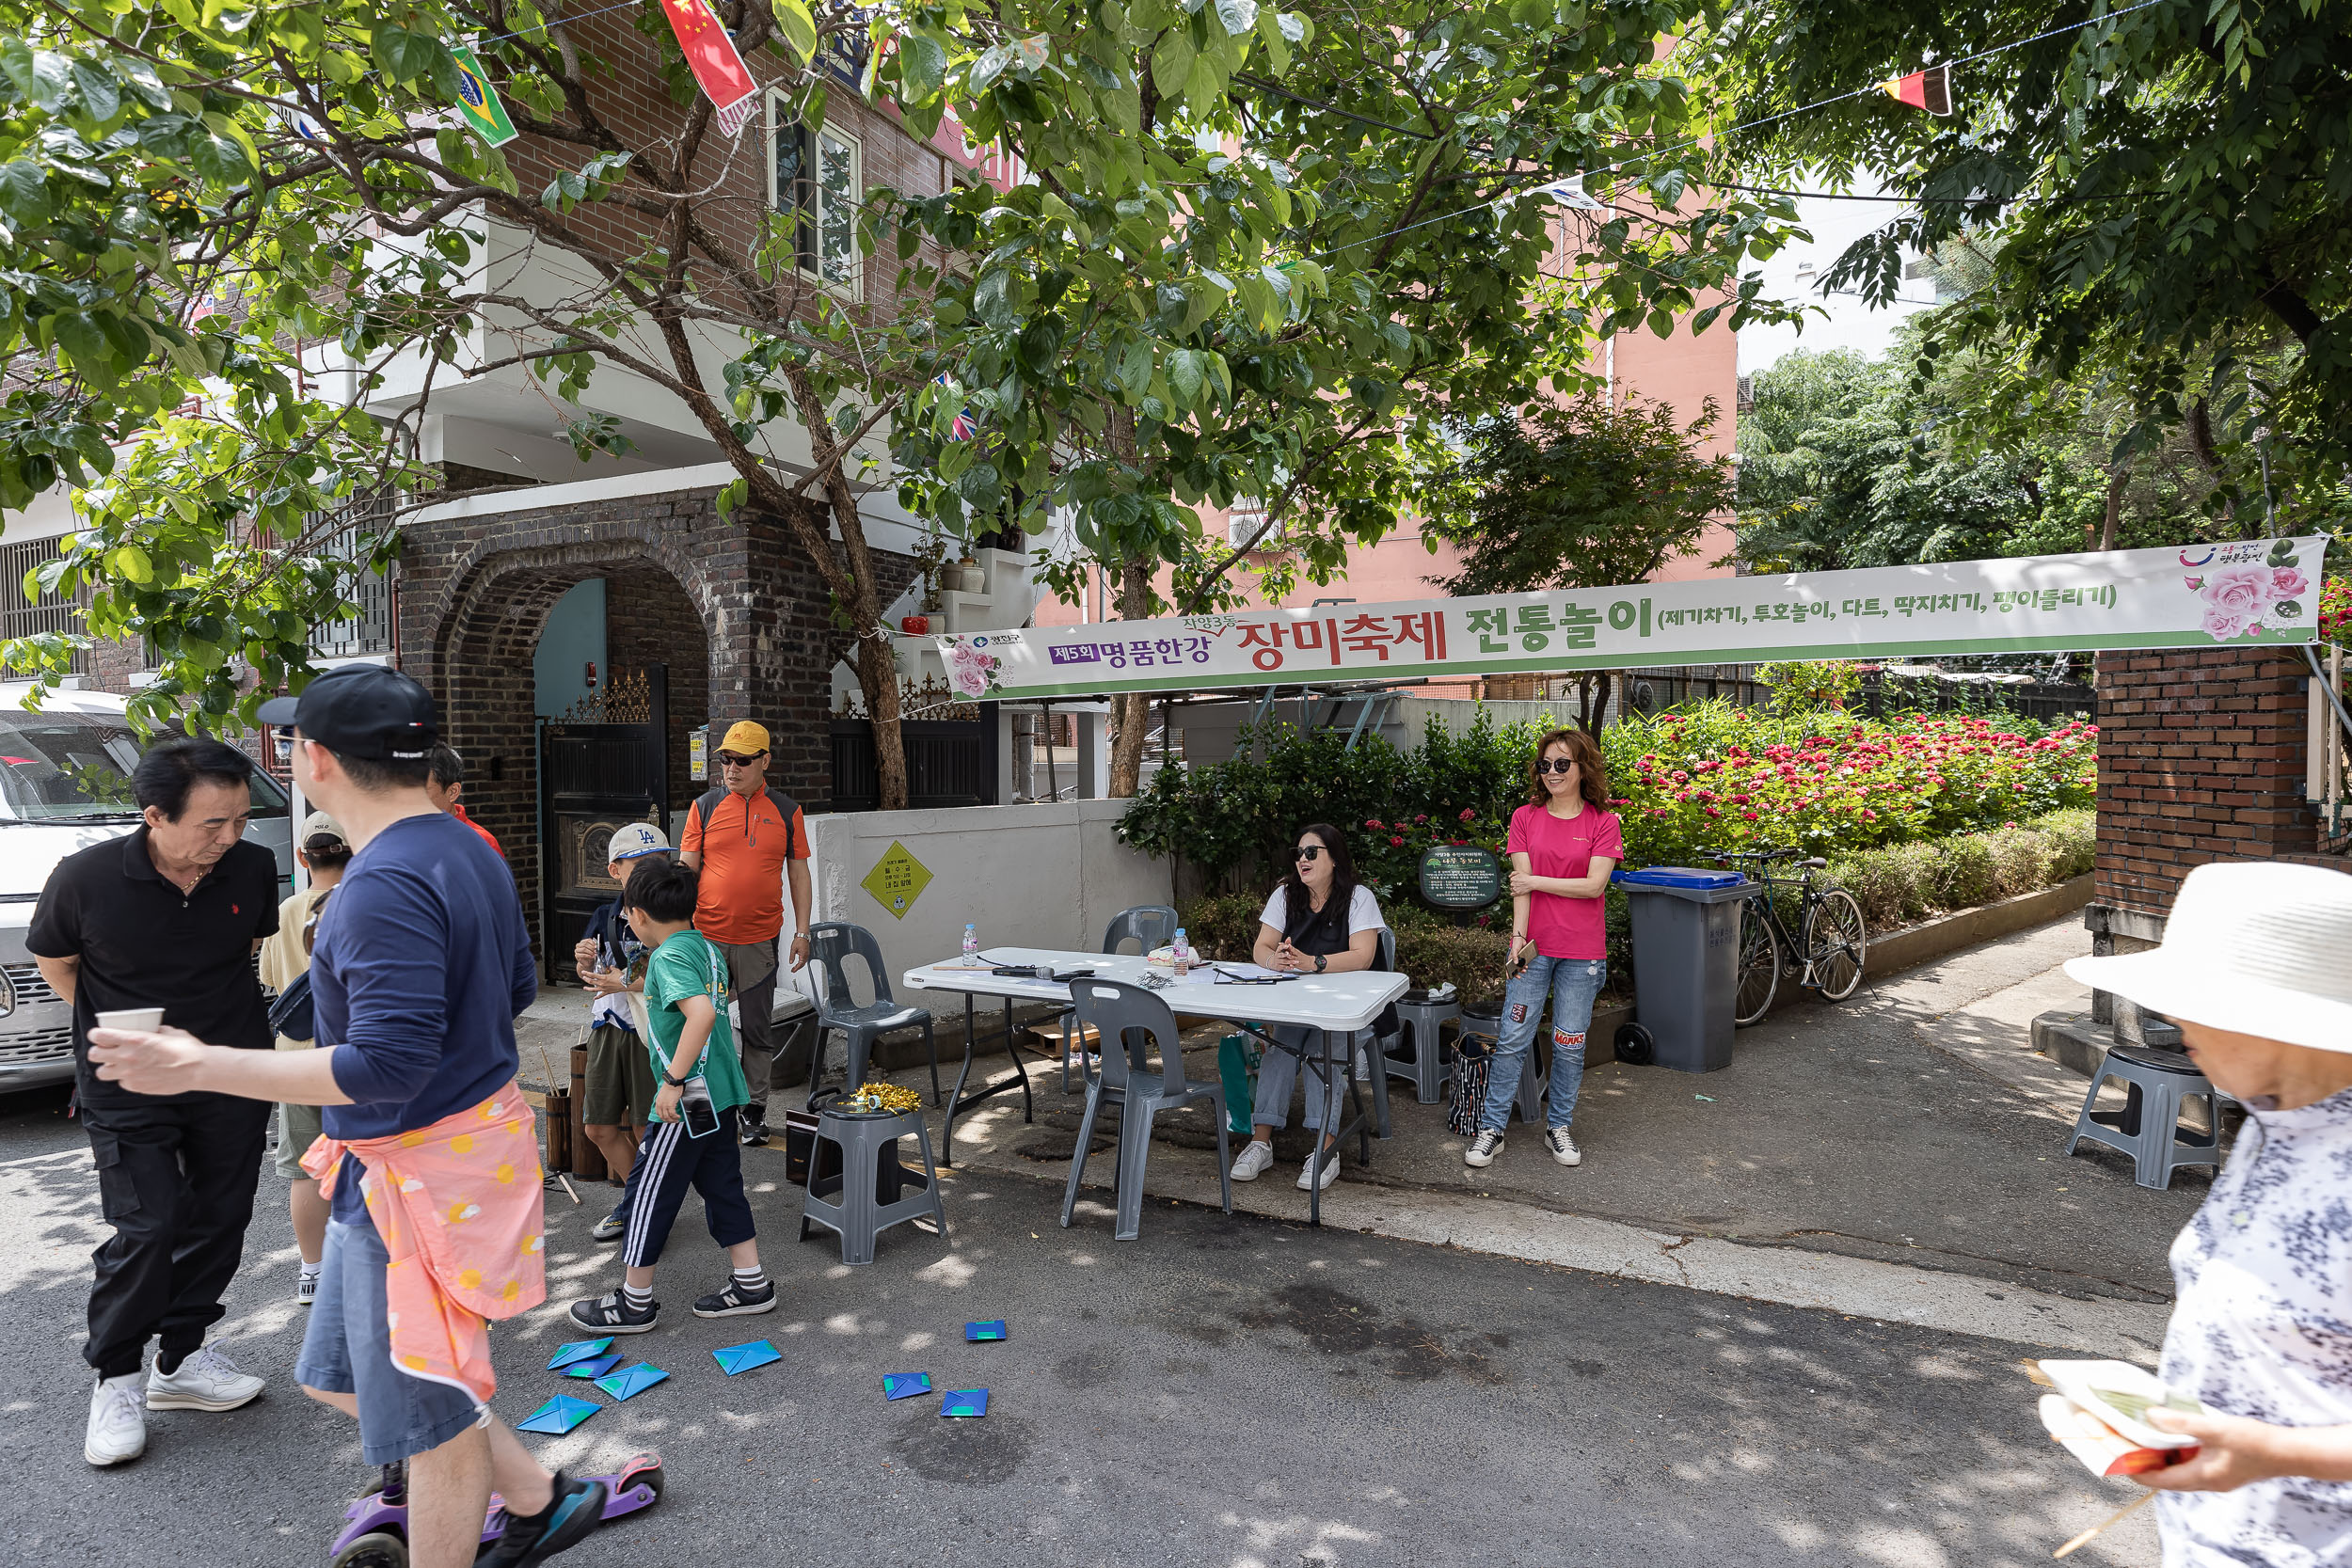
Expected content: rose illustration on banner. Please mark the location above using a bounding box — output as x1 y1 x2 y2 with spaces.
2193 540 2308 641
946 639 1001 697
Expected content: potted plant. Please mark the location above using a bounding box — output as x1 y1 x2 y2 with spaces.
914 530 948 614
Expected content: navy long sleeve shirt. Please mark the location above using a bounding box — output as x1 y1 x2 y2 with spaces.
311 810 536 1218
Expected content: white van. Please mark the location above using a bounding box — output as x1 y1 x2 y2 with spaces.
0 689 294 1093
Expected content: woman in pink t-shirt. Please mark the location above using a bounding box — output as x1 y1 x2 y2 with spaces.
1466 727 1622 1172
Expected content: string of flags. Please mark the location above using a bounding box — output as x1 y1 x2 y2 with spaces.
450 43 520 147
1882 62 1952 116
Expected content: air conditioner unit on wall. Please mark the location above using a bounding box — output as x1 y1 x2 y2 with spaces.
1227 499 1272 548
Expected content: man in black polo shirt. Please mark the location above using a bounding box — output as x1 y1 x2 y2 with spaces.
30 737 281 1467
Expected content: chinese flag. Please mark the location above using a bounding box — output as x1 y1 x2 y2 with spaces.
660 0 758 132
1881 63 1952 116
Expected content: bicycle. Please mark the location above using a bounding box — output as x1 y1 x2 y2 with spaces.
1696 846 1868 1025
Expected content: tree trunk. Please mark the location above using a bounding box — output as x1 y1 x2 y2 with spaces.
2098 464 2129 551
1576 670 1613 736
1107 557 1155 797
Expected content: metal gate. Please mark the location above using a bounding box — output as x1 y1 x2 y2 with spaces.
538 664 670 983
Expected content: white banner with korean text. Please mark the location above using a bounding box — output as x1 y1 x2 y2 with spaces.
935 538 2328 701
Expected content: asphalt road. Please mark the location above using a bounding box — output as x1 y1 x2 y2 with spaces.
1 1082 2160 1567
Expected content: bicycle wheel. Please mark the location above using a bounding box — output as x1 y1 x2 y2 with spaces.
1804 887 1868 1001
1733 901 1780 1026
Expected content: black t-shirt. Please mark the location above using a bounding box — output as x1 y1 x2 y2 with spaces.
27 829 281 1103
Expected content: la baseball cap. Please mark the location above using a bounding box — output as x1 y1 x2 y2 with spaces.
607 822 670 861
258 666 438 761
299 810 347 847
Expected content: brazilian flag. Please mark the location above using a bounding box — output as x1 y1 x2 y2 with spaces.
450 43 518 148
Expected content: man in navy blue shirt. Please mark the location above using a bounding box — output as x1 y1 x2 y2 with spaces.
89 667 606 1568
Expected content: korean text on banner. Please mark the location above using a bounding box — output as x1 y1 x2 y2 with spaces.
932 537 2328 702
660 0 759 133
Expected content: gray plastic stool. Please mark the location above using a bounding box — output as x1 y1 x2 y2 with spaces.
2065 1044 2228 1190
800 1106 947 1264
1386 988 1459 1103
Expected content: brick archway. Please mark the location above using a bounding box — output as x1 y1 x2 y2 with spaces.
425 538 714 961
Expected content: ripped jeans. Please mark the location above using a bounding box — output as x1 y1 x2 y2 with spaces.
1479 956 1606 1134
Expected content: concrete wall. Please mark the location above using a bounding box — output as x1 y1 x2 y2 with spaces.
798 800 1172 1018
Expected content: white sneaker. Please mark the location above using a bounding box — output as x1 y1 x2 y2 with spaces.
1296 1150 1341 1191
86 1373 147 1466
1545 1128 1583 1167
1230 1142 1275 1181
1464 1129 1503 1168
145 1345 263 1412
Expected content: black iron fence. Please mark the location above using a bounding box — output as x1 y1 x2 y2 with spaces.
829 708 1000 811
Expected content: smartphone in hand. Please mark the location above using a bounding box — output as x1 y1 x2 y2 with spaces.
1505 937 1533 980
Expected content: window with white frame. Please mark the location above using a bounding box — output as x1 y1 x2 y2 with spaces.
768 95 863 296
1226 498 1273 547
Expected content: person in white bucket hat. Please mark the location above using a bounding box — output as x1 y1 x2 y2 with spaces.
2062 860 2352 1563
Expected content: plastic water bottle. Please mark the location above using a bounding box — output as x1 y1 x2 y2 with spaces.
1172 927 1191 976
962 923 978 961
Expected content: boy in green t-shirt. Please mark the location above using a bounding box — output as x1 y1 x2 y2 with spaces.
568 858 773 1333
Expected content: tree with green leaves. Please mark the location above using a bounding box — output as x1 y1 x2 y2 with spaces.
871 0 1803 790
1708 0 2352 536
0 0 1801 808
1418 389 1732 728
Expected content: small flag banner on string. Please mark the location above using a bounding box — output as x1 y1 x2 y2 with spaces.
1882 63 1952 116
660 0 760 136
933 373 978 442
450 43 520 147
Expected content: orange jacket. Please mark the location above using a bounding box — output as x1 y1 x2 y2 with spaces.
301 1080 546 1403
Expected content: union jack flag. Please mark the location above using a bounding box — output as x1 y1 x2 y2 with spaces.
933 373 978 442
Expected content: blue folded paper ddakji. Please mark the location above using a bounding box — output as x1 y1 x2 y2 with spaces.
561 1354 622 1381
964 1320 1007 1342
547 1338 613 1370
595 1363 671 1401
941 1388 989 1418
713 1340 782 1376
516 1396 599 1434
883 1372 932 1401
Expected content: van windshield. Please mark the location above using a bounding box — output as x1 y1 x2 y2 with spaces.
0 711 290 824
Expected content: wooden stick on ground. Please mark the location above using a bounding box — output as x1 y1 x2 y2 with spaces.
2054 1490 2156 1559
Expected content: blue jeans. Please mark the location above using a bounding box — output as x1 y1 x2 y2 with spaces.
294 1216 483 1465
1480 957 1606 1134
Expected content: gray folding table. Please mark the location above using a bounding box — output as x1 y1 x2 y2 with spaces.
904 947 1407 1227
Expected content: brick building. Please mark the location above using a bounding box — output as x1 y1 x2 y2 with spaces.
2083 644 2352 1036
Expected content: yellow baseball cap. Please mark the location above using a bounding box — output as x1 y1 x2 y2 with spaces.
719 721 770 756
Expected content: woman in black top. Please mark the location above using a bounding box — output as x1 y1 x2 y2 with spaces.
1230 823 1385 1194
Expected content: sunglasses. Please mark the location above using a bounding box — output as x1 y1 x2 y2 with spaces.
1534 758 1580 775
717 752 765 768
1295 845 1326 861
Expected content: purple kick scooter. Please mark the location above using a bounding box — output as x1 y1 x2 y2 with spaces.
326 1451 664 1566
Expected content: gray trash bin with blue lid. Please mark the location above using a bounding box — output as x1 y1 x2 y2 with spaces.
1613 867 1760 1073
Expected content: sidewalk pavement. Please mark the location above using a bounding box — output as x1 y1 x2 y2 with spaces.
880 916 2211 1361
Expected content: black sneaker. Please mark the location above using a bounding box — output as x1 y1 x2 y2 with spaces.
479 1469 608 1566
590 1206 628 1243
739 1111 770 1148
568 1291 660 1334
691 1278 777 1319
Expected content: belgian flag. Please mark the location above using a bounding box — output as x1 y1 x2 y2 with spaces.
1881 63 1952 116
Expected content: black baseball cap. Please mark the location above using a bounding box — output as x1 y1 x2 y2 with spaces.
258 665 438 761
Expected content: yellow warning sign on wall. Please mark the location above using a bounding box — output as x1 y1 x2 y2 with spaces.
860 841 933 920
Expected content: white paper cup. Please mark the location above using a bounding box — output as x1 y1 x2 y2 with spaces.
94 1007 166 1033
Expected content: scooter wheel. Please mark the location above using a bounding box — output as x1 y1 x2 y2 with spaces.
1613 1022 1655 1067
329 1530 407 1568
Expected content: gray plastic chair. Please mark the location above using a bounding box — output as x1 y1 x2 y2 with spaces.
1055 904 1180 1090
799 1105 947 1264
1359 927 1403 1139
2065 1044 2229 1190
806 922 940 1105
1059 977 1232 1241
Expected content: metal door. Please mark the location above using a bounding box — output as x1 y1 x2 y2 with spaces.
537 663 669 982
